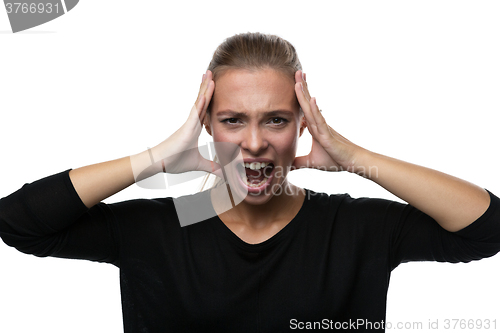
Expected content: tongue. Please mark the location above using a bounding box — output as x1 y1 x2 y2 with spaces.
246 168 260 177
246 168 265 183
244 164 275 185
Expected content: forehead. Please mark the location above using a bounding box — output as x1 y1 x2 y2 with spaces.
211 68 298 114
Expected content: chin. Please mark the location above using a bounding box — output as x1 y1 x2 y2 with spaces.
242 190 276 205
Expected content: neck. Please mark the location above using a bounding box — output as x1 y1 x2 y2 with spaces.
210 180 305 230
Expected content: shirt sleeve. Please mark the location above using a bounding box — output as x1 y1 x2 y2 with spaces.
0 170 120 266
388 189 500 270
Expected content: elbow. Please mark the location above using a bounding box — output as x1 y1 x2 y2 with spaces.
0 215 55 257
1 229 58 257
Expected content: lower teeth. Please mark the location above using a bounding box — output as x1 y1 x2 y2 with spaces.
243 175 268 187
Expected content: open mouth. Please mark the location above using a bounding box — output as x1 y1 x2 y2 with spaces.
237 162 275 188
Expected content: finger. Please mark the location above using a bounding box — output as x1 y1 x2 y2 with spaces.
187 95 205 131
295 82 316 132
296 84 330 141
295 70 311 100
296 72 316 128
295 70 303 86
197 94 207 123
197 94 206 114
196 73 205 103
201 71 215 114
196 70 212 104
309 97 328 133
196 71 215 125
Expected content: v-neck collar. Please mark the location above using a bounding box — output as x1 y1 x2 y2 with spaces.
210 189 311 253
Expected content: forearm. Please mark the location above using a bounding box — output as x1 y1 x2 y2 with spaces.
293 72 491 232
355 149 490 232
69 149 162 208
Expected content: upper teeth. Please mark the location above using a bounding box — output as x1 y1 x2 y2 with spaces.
245 162 270 170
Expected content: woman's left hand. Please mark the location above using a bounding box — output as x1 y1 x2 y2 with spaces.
292 70 364 173
292 71 491 232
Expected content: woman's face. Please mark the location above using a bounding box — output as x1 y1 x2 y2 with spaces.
206 68 305 205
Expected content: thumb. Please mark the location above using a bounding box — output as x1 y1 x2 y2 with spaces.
291 154 311 171
198 158 224 179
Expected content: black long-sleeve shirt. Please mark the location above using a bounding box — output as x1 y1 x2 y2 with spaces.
1 170 500 332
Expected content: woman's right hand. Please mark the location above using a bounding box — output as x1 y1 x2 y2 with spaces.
70 71 221 208
139 70 222 178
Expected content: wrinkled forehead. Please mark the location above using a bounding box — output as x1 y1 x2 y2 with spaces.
210 68 299 115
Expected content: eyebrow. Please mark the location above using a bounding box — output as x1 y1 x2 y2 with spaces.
215 110 294 118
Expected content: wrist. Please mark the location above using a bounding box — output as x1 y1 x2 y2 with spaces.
130 148 163 182
349 148 378 179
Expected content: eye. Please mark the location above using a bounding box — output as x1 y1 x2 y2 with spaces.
269 117 288 126
221 118 239 124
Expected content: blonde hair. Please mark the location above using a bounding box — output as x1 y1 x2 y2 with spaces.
200 32 302 191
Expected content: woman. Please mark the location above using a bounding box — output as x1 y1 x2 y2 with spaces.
1 32 499 332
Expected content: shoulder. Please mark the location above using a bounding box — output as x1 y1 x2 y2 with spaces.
305 188 403 210
105 196 175 216
104 189 215 228
304 188 407 225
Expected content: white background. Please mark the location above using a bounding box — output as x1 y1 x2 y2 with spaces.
1 1 499 332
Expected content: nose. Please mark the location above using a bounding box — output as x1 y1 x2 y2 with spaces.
240 125 269 155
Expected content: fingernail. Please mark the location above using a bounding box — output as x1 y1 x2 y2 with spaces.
302 72 306 81
300 82 304 92
202 74 206 83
